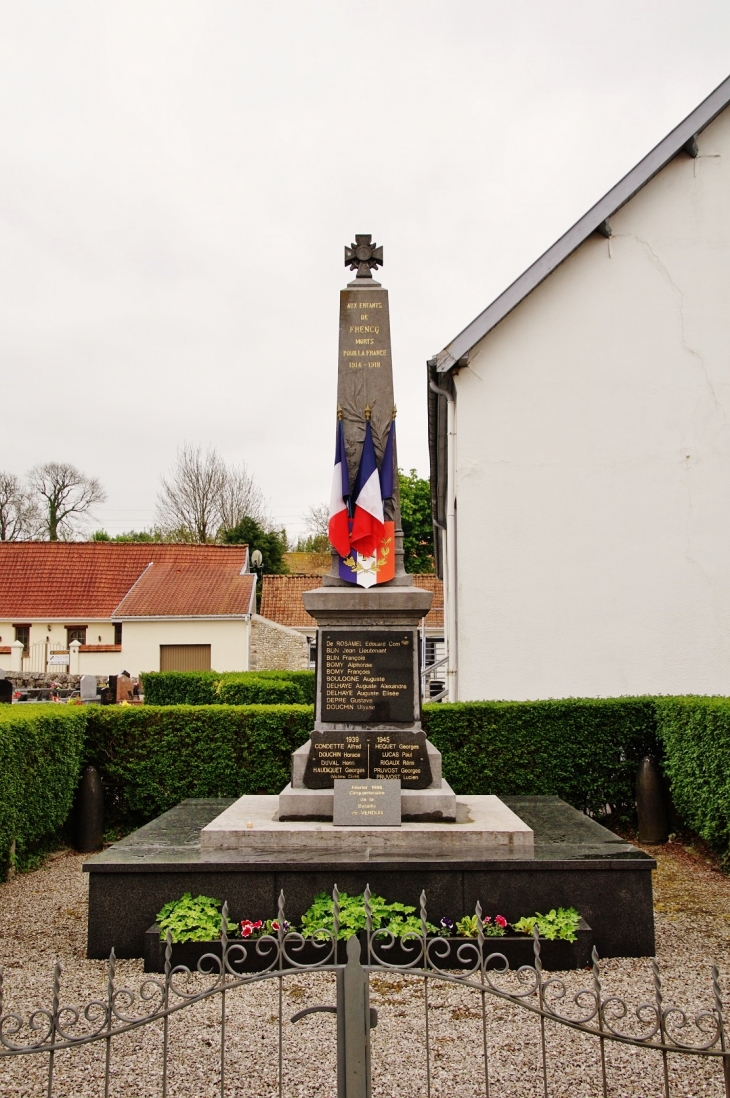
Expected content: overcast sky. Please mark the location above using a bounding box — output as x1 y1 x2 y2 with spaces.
2 2 730 541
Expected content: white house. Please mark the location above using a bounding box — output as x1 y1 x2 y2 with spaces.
428 75 730 702
0 543 256 678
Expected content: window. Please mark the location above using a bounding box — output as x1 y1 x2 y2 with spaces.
160 644 211 671
66 626 87 646
114 622 123 646
13 625 30 656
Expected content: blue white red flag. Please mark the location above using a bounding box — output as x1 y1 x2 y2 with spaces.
350 419 385 559
379 417 396 500
327 419 351 558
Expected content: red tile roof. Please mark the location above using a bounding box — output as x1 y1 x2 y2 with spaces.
0 543 253 619
115 561 255 618
259 573 444 630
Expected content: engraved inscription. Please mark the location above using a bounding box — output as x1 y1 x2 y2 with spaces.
333 779 401 827
340 292 390 371
320 629 414 723
304 729 432 789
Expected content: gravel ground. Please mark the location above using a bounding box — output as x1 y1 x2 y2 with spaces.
1 841 729 1097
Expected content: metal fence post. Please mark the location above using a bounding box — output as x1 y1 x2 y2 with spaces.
339 934 371 1098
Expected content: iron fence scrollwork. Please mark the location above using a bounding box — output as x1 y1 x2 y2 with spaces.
1 885 729 1098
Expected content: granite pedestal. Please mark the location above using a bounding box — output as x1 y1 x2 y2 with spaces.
84 796 656 961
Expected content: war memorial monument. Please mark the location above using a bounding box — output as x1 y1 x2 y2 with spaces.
84 239 656 962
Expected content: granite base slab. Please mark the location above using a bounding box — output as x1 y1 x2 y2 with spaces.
200 794 532 857
278 780 458 821
84 796 656 961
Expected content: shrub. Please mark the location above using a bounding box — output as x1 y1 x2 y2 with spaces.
140 671 219 706
216 676 301 705
0 707 87 880
83 704 313 827
140 670 315 706
656 697 730 864
423 697 659 819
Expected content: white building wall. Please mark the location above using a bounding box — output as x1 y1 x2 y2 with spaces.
119 618 251 676
455 108 730 700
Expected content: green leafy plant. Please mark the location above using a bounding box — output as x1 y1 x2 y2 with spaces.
157 893 237 943
512 907 581 942
301 891 437 940
455 914 508 938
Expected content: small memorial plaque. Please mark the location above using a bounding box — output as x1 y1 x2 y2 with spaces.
304 729 432 789
333 779 401 827
320 629 415 723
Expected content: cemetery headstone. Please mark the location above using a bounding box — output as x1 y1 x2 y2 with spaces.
80 675 98 702
116 674 133 703
332 779 401 826
0 678 12 704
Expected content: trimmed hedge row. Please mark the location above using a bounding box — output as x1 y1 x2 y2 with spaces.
655 698 730 864
423 698 658 819
0 706 87 878
83 705 313 827
140 670 315 707
3 694 730 879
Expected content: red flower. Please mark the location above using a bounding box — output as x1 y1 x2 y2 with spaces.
495 915 507 928
240 919 263 938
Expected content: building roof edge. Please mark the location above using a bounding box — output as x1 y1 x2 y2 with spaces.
434 74 730 372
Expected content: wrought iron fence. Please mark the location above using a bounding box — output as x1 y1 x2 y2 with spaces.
1 886 728 1098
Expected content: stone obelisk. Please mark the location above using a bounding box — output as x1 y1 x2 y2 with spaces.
278 237 457 821
324 234 410 586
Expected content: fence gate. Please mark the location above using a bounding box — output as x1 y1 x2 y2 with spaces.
1 887 729 1097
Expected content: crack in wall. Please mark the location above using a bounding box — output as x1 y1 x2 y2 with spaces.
616 231 727 423
613 231 726 593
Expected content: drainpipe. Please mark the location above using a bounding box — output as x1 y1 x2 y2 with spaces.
429 378 457 702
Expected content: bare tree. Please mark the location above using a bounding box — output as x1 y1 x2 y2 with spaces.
218 462 268 531
156 445 270 542
0 472 40 540
304 502 329 539
27 462 106 541
156 444 228 543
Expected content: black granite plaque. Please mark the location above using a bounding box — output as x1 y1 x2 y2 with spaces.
304 729 432 790
320 630 415 723
369 731 432 789
333 780 401 827
303 731 368 787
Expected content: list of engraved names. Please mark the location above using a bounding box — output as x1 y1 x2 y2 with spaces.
320 630 414 723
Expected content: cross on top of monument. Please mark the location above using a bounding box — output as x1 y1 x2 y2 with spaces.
344 234 383 279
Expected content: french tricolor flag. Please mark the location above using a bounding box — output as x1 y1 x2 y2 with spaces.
328 419 351 558
350 419 385 558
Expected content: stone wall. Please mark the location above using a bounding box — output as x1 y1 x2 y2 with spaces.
249 615 309 671
1 672 88 689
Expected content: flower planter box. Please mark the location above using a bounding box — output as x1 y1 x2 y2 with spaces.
144 924 348 974
365 919 593 972
144 920 592 974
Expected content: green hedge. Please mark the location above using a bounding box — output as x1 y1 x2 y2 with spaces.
140 670 315 707
0 707 87 878
3 693 730 878
655 697 730 864
423 698 659 819
83 704 313 827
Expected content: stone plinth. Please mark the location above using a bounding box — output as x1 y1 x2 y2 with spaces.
200 794 534 858
281 736 456 820
84 796 657 961
278 780 459 822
